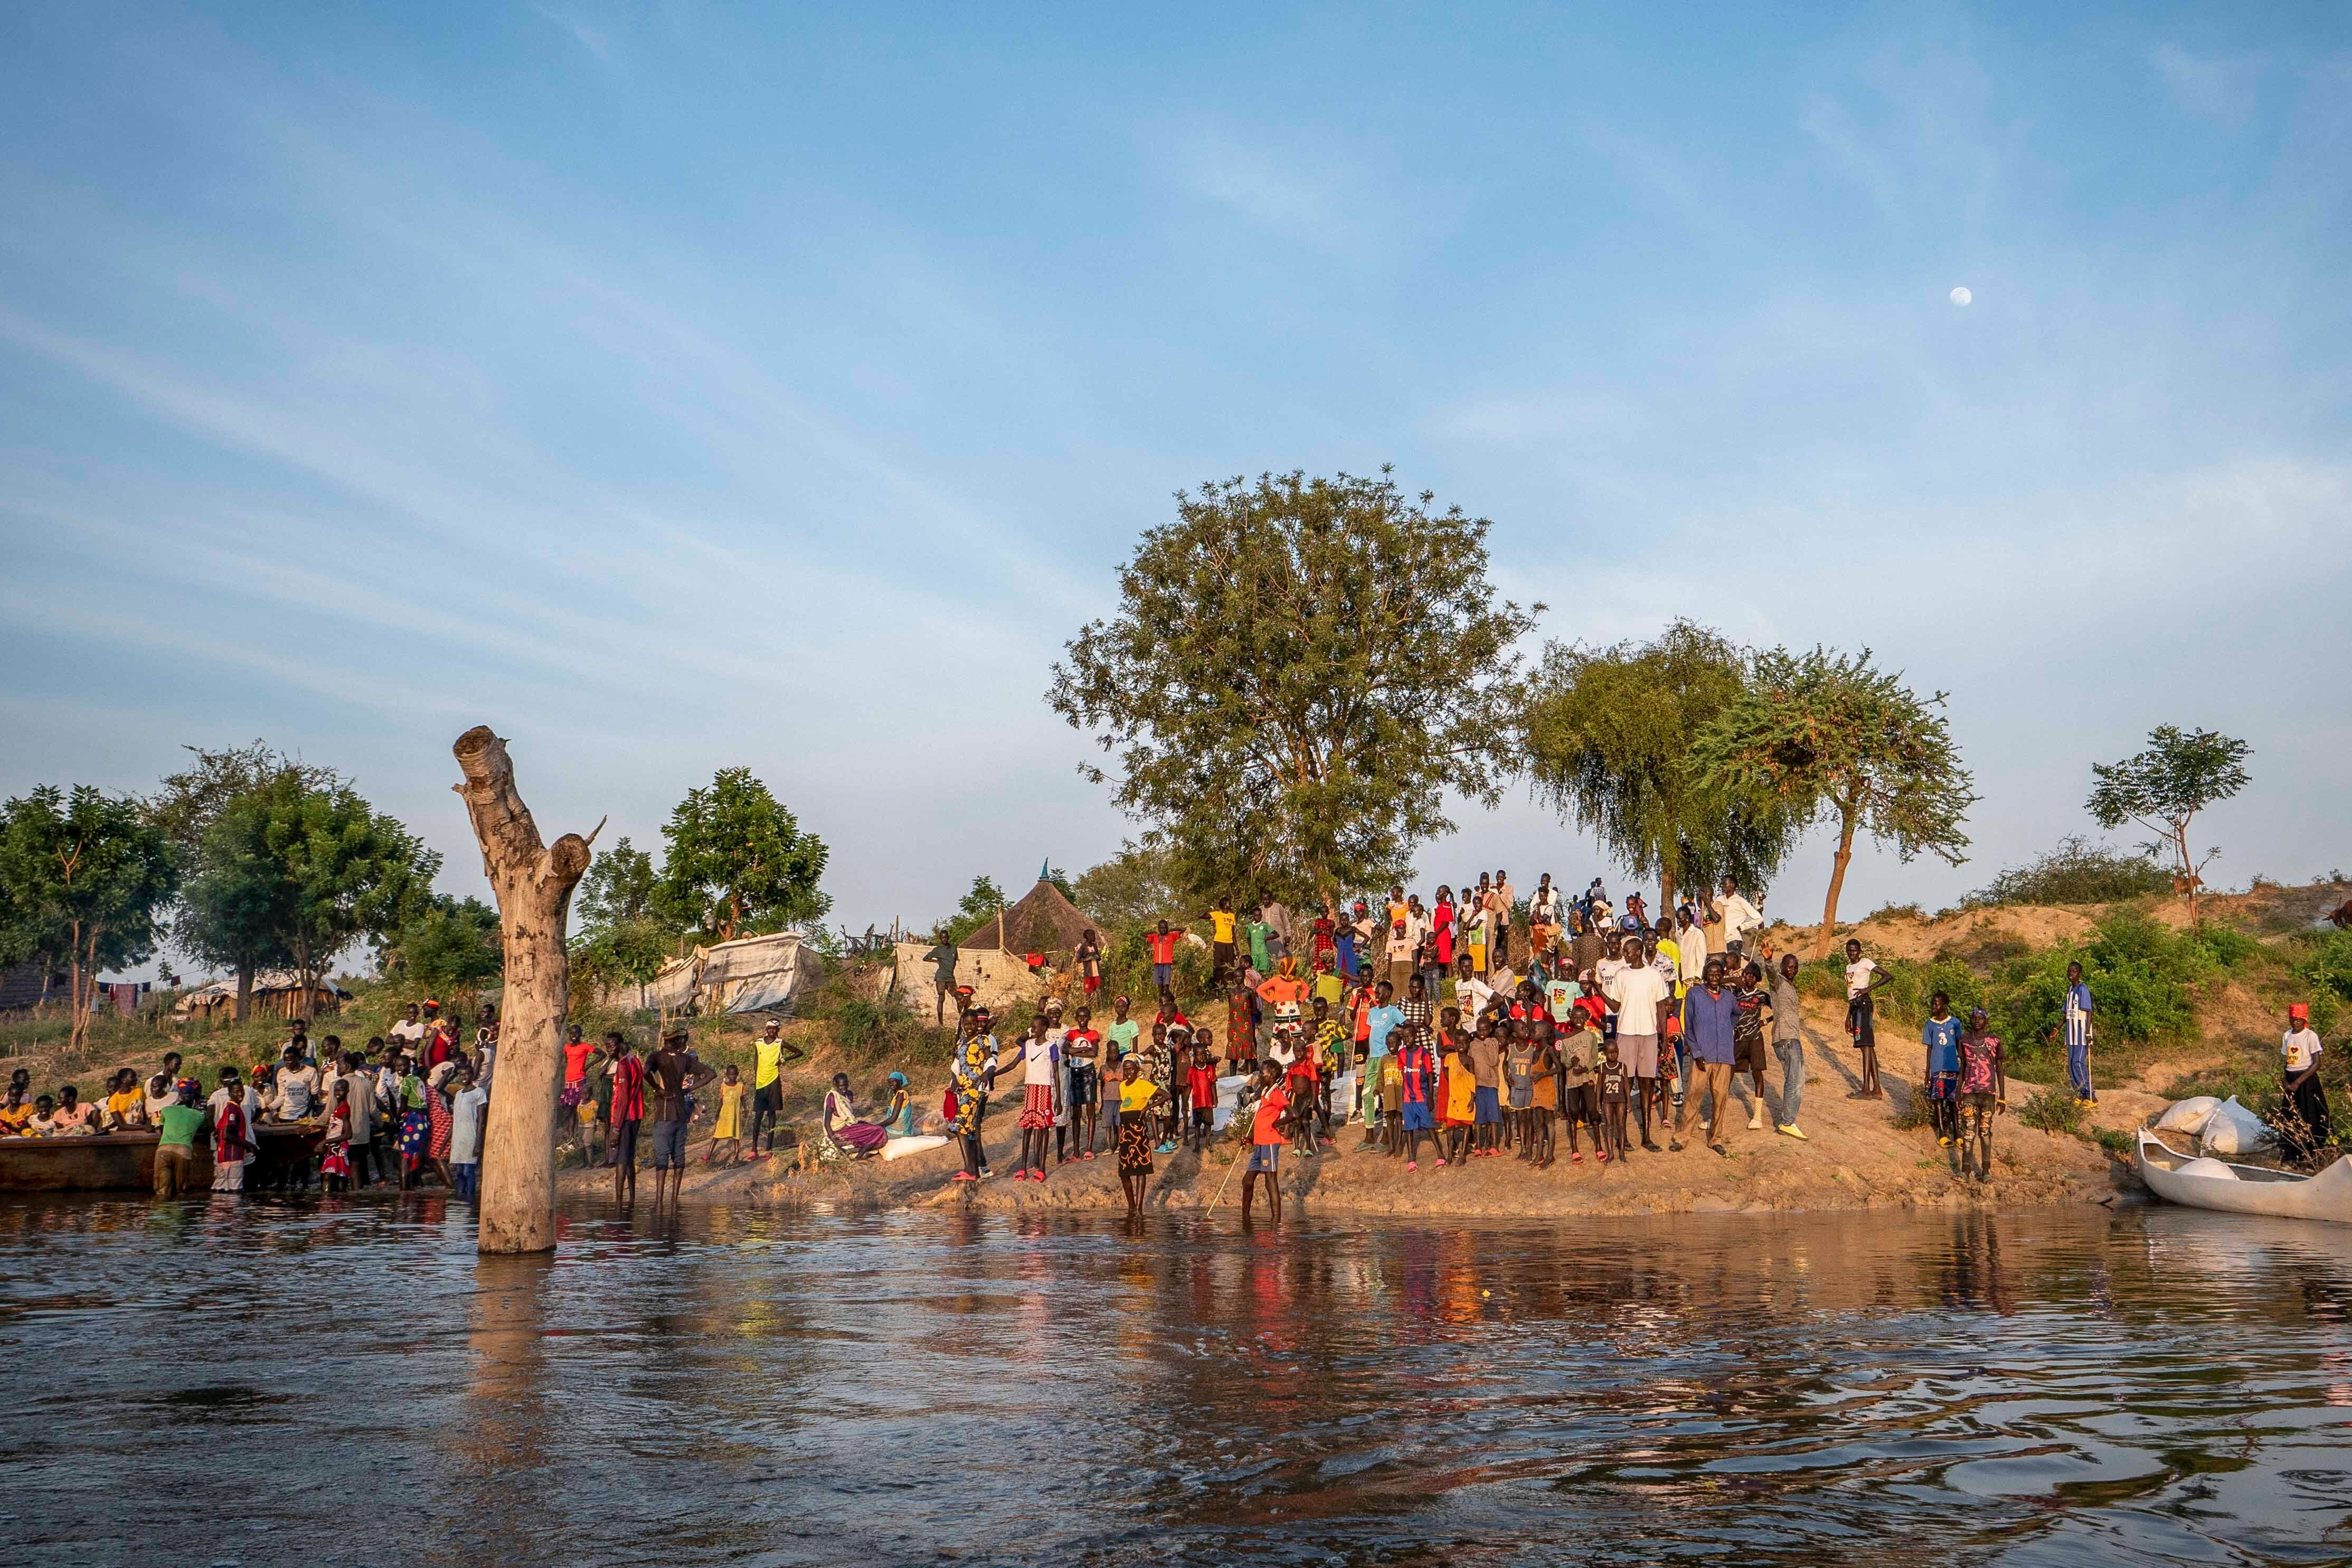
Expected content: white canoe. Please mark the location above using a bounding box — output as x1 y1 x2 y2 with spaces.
2136 1130 2352 1224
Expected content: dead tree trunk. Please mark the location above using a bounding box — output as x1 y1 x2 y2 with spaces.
452 726 593 1254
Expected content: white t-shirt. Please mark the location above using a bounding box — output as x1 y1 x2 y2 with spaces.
1457 975 1497 1023
1718 893 1763 944
1846 959 1878 999
1611 965 1671 1036
450 1085 488 1163
2283 1028 2323 1074
1594 958 1627 1015
388 1019 427 1048
1544 977 1578 1024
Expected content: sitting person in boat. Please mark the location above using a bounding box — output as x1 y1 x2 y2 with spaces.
48 1085 100 1136
143 1071 180 1126
0 1085 32 1137
822 1073 889 1158
102 1069 148 1130
25 1095 60 1135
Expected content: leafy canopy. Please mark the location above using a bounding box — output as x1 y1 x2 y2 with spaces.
1072 843 1187 934
0 784 178 976
575 835 662 934
1695 645 1975 863
146 740 337 855
654 768 830 943
1049 468 1536 905
1523 620 1797 902
2086 725 2251 885
391 895 504 999
938 875 1007 944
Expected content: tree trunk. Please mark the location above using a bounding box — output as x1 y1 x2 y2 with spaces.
1815 806 1859 960
453 726 592 1255
69 931 88 1056
234 961 253 1024
1659 866 1677 925
2178 823 2199 928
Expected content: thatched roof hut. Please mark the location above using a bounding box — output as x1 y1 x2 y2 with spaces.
958 878 1100 958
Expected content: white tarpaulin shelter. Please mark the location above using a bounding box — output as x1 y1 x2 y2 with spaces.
612 932 823 1016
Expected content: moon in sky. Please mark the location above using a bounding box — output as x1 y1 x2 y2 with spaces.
1950 286 1973 306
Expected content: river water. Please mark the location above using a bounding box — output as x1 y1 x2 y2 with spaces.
2 1195 2348 1566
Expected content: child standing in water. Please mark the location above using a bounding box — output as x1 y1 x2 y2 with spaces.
1185 1042 1218 1155
1113 1056 1168 1216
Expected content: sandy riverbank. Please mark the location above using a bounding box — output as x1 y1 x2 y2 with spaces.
563 996 2134 1218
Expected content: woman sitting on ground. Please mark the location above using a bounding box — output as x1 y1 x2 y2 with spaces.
823 1073 889 1158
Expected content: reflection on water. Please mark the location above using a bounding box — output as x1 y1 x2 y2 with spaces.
1 1194 2349 1565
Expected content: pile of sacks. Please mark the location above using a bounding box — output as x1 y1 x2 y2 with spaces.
2155 1095 2278 1165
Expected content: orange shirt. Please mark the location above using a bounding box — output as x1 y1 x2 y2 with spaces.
1145 931 1181 964
1251 1082 1290 1145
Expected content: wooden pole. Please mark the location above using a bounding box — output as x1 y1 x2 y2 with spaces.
452 726 592 1254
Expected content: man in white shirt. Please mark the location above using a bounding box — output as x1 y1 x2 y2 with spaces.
388 1004 427 1053
2281 1002 2331 1160
1454 955 1497 1028
1717 877 1763 957
1675 909 1709 989
1608 939 1674 1151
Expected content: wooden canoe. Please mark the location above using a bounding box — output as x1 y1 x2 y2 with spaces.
2134 1130 2352 1224
0 1125 325 1193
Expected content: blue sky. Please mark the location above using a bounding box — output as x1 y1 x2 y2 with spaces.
3 3 2347 965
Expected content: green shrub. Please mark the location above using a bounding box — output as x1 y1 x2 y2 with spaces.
1961 835 2172 908
2291 929 2352 1038
2091 1127 2133 1157
2016 1089 2084 1135
1981 908 2243 1066
1866 901 1926 923
1796 959 1846 1000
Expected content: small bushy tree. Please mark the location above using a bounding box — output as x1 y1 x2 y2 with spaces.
2086 725 2251 927
0 785 178 1052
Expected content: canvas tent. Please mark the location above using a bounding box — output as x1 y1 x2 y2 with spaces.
612 930 823 1017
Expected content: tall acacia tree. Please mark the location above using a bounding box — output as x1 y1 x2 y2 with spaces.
2086 724 2251 928
1523 621 1797 913
1049 468 1537 906
1693 646 1976 958
0 786 177 1052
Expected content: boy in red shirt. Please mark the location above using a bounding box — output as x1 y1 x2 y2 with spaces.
1144 919 1187 993
1185 1043 1218 1154
1240 1060 1290 1225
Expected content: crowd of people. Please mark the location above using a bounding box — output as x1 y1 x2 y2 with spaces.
934 873 2043 1213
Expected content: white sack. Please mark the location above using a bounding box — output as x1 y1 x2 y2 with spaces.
2155 1096 2219 1136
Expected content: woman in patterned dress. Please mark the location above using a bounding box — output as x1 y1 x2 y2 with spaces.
1112 1055 1169 1216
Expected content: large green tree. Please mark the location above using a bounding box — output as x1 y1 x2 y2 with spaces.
1523 620 1798 913
177 769 439 1017
568 836 676 1004
654 769 830 943
0 786 178 1052
2086 724 2252 927
1048 468 1537 905
1693 645 1976 958
389 894 505 999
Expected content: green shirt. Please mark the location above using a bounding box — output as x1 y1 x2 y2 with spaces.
1106 1020 1140 1065
1246 921 1273 974
157 1104 204 1148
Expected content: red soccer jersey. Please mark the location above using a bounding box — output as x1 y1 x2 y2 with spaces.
1146 931 1182 964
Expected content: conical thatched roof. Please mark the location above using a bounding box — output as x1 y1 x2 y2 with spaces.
960 878 1099 955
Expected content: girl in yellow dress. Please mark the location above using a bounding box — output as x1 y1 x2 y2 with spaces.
705 1064 748 1166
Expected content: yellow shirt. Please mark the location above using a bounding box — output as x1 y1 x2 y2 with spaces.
1118 1076 1158 1114
1209 910 1236 944
754 1037 783 1089
105 1090 143 1126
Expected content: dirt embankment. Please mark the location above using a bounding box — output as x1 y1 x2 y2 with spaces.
587 994 2127 1219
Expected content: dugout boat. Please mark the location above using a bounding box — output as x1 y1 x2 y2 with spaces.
0 1123 325 1193
2134 1130 2352 1225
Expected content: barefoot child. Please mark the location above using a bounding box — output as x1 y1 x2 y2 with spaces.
1239 1060 1291 1223
1065 1006 1101 1157
1113 1056 1168 1215
1439 1017 1476 1166
1922 991 1962 1147
1560 1023 1600 1163
1396 1025 1440 1170
1598 1038 1630 1163
1013 1015 1061 1181
705 1064 747 1166
1958 1007 2005 1181
1185 1042 1218 1155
